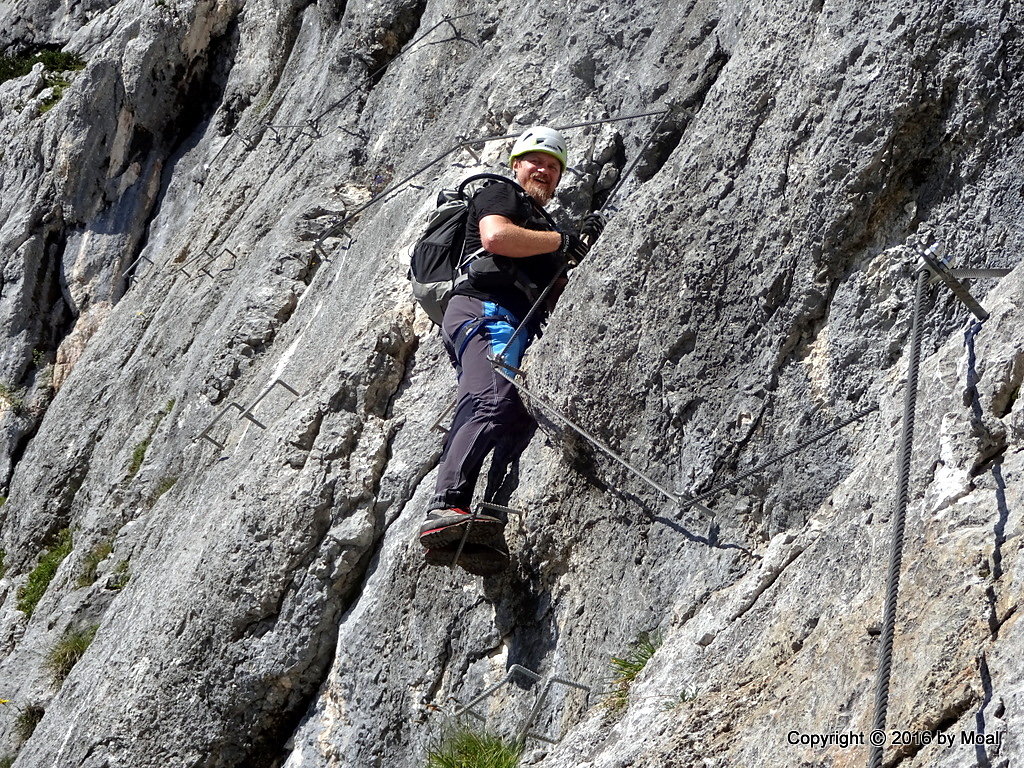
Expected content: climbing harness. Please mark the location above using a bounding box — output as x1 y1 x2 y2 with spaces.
867 239 1000 768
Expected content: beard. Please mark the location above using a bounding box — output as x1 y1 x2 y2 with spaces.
522 177 554 206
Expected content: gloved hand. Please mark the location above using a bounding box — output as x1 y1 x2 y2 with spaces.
579 211 607 244
558 231 590 267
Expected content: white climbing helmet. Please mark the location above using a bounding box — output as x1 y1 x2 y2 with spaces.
509 125 567 170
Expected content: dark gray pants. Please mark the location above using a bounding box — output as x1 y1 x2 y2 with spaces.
431 295 534 511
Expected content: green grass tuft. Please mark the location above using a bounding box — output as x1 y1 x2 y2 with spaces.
127 402 175 482
426 723 523 768
77 540 113 587
0 754 14 768
16 528 73 617
13 705 44 744
0 50 84 113
606 631 661 713
39 80 67 112
0 383 26 415
127 438 151 478
153 476 177 500
110 559 130 590
46 624 98 686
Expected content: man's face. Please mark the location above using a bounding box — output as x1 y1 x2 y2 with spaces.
514 151 562 205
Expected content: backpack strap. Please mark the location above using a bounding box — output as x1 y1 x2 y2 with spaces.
456 173 523 198
453 174 553 290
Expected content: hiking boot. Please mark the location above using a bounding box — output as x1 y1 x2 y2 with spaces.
423 541 510 576
418 507 505 549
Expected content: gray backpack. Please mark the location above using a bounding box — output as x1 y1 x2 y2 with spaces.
408 173 521 325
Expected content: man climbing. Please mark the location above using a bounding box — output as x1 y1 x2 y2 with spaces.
419 125 604 576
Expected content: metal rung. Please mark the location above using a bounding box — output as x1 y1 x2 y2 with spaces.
519 675 593 744
450 664 591 745
197 380 301 449
454 665 542 721
951 268 1013 279
479 501 525 517
176 248 212 278
238 379 301 427
122 253 155 278
448 506 484 569
431 398 457 434
198 402 246 449
180 247 237 279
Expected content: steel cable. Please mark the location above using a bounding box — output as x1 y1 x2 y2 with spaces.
867 268 929 768
678 403 879 511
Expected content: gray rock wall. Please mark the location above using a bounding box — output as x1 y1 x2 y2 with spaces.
0 0 1020 766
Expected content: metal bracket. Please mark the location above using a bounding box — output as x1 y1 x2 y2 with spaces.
231 129 256 151
916 242 990 321
451 664 591 745
455 135 483 164
950 267 1013 280
304 118 322 139
196 380 301 450
198 402 247 450
121 253 156 278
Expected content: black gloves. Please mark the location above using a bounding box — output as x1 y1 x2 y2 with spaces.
579 211 607 244
558 211 608 268
558 231 590 267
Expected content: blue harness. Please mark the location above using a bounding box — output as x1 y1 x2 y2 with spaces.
446 301 528 375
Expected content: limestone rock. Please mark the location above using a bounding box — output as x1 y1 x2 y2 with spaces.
0 1 1021 767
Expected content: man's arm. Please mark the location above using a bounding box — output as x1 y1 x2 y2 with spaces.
479 214 561 259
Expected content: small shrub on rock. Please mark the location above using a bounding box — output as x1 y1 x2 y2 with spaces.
14 705 44 744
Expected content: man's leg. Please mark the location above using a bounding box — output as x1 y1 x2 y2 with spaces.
421 296 533 554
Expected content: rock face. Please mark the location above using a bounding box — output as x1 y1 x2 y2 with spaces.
0 1 1021 767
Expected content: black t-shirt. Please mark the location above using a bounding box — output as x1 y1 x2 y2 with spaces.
454 180 562 320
